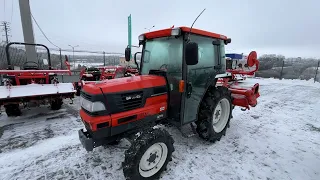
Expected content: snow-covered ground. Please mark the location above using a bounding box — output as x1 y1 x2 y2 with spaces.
0 78 319 180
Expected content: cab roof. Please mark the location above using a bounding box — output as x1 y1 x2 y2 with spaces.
143 26 228 40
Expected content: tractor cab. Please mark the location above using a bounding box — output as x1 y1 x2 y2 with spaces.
125 27 233 125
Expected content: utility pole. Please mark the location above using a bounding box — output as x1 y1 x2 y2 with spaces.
314 61 320 83
18 0 37 62
68 44 79 69
0 21 11 44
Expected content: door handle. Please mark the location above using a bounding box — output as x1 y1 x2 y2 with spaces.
187 82 192 98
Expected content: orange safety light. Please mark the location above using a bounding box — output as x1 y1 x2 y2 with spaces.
179 80 185 92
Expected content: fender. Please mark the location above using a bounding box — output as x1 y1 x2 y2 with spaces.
194 72 232 122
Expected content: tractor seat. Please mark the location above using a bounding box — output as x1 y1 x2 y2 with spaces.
23 66 39 70
23 61 39 70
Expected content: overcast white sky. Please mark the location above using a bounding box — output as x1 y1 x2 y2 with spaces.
1 0 319 58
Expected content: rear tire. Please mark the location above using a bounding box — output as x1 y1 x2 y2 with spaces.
50 98 63 110
196 86 232 143
74 82 81 96
76 88 81 96
123 128 174 180
4 104 21 117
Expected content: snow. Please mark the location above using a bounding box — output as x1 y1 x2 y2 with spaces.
0 83 76 99
0 78 320 180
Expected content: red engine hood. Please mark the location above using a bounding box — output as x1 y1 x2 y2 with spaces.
82 75 167 94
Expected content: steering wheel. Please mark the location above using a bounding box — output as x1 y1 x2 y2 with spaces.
160 64 168 71
23 61 39 70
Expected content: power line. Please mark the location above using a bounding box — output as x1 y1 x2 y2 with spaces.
30 12 60 49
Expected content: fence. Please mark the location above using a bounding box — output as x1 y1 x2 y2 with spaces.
0 43 125 74
255 59 320 83
1 43 319 83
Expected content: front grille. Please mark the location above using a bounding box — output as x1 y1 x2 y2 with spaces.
115 91 144 111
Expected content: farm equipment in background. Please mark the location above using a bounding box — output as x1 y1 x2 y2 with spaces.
74 65 136 96
78 26 260 180
224 53 258 81
218 52 260 110
0 42 75 116
125 65 139 76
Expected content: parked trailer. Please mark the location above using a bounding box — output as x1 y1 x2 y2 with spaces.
0 42 76 116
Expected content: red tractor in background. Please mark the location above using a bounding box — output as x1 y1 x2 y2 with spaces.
0 42 75 116
125 65 139 76
74 65 138 96
78 27 260 179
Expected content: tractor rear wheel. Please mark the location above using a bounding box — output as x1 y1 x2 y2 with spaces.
76 88 81 96
74 83 81 96
196 86 232 143
4 104 22 117
122 128 174 180
50 98 63 110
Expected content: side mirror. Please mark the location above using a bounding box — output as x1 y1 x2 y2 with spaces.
247 51 258 67
134 52 142 72
42 59 48 65
125 47 131 62
185 42 198 65
224 38 232 45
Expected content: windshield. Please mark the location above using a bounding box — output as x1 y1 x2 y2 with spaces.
141 36 183 75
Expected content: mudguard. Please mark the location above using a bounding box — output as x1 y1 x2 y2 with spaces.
0 83 75 100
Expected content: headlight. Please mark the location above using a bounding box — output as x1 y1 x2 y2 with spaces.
80 96 106 112
91 102 106 112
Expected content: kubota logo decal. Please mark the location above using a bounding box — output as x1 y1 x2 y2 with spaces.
125 94 142 100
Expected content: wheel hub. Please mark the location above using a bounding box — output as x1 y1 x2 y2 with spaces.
139 142 169 178
212 98 231 133
213 103 222 124
147 151 159 165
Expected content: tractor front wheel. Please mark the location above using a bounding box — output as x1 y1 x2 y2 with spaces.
4 104 22 117
50 98 63 110
196 86 232 143
123 128 174 180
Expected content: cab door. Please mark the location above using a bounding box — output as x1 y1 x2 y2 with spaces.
141 36 184 121
181 34 225 125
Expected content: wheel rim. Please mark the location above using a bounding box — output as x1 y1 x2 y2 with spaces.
139 142 168 178
212 98 230 133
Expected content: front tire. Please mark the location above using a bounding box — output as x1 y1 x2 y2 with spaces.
123 128 174 180
196 86 232 143
4 104 21 117
50 98 63 110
